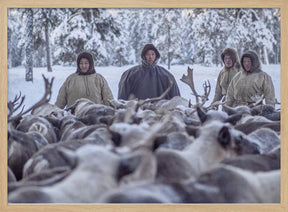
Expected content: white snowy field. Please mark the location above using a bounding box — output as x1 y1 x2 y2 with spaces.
7 64 281 110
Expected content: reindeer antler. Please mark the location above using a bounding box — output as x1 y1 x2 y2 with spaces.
8 75 54 122
207 100 226 111
180 66 210 108
250 94 264 108
8 92 25 119
180 67 199 104
122 78 174 124
199 80 211 107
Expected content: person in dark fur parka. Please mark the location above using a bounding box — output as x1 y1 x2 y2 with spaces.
118 44 180 100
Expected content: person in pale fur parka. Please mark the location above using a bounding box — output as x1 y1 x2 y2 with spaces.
55 52 113 109
211 48 241 107
225 50 275 108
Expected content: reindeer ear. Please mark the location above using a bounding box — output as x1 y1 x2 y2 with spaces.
217 126 231 148
65 104 76 115
118 149 157 185
110 130 122 147
45 116 62 128
185 125 200 138
57 147 78 169
197 106 207 123
225 114 242 125
222 104 236 115
153 135 167 151
117 155 141 181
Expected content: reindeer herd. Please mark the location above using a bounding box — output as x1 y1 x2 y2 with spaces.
7 68 281 203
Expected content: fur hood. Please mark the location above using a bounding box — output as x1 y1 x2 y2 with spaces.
240 50 261 73
141 44 161 61
76 52 96 75
221 48 241 69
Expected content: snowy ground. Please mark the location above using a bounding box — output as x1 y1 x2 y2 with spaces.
8 64 281 110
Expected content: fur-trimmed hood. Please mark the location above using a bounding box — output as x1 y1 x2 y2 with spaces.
76 52 96 75
240 50 261 73
221 48 241 69
141 44 161 61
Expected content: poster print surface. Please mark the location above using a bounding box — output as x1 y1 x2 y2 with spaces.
1 1 287 212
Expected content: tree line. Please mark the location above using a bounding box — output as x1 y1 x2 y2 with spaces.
8 8 280 81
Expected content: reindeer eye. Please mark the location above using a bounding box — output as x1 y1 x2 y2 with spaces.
217 126 231 148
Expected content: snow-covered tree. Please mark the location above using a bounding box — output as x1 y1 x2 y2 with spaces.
190 9 231 66
126 9 157 64
181 9 199 65
25 8 33 81
52 8 121 66
154 9 184 68
33 8 62 71
227 8 277 64
260 8 280 64
108 9 134 66
8 9 23 68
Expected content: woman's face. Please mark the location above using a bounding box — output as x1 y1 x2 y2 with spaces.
243 57 252 72
145 50 156 65
224 55 233 68
79 58 90 73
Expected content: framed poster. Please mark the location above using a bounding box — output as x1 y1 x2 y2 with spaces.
1 0 287 211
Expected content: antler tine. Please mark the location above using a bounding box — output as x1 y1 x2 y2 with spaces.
250 94 264 108
207 100 226 110
12 95 25 112
26 74 54 113
181 67 211 108
201 80 211 103
180 67 199 104
8 92 23 110
8 75 55 122
11 92 22 104
7 92 25 118
198 80 211 107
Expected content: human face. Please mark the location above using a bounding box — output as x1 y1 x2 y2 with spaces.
242 57 252 72
224 55 233 68
145 50 156 65
79 58 90 73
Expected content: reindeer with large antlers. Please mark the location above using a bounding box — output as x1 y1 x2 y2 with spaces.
8 75 56 180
